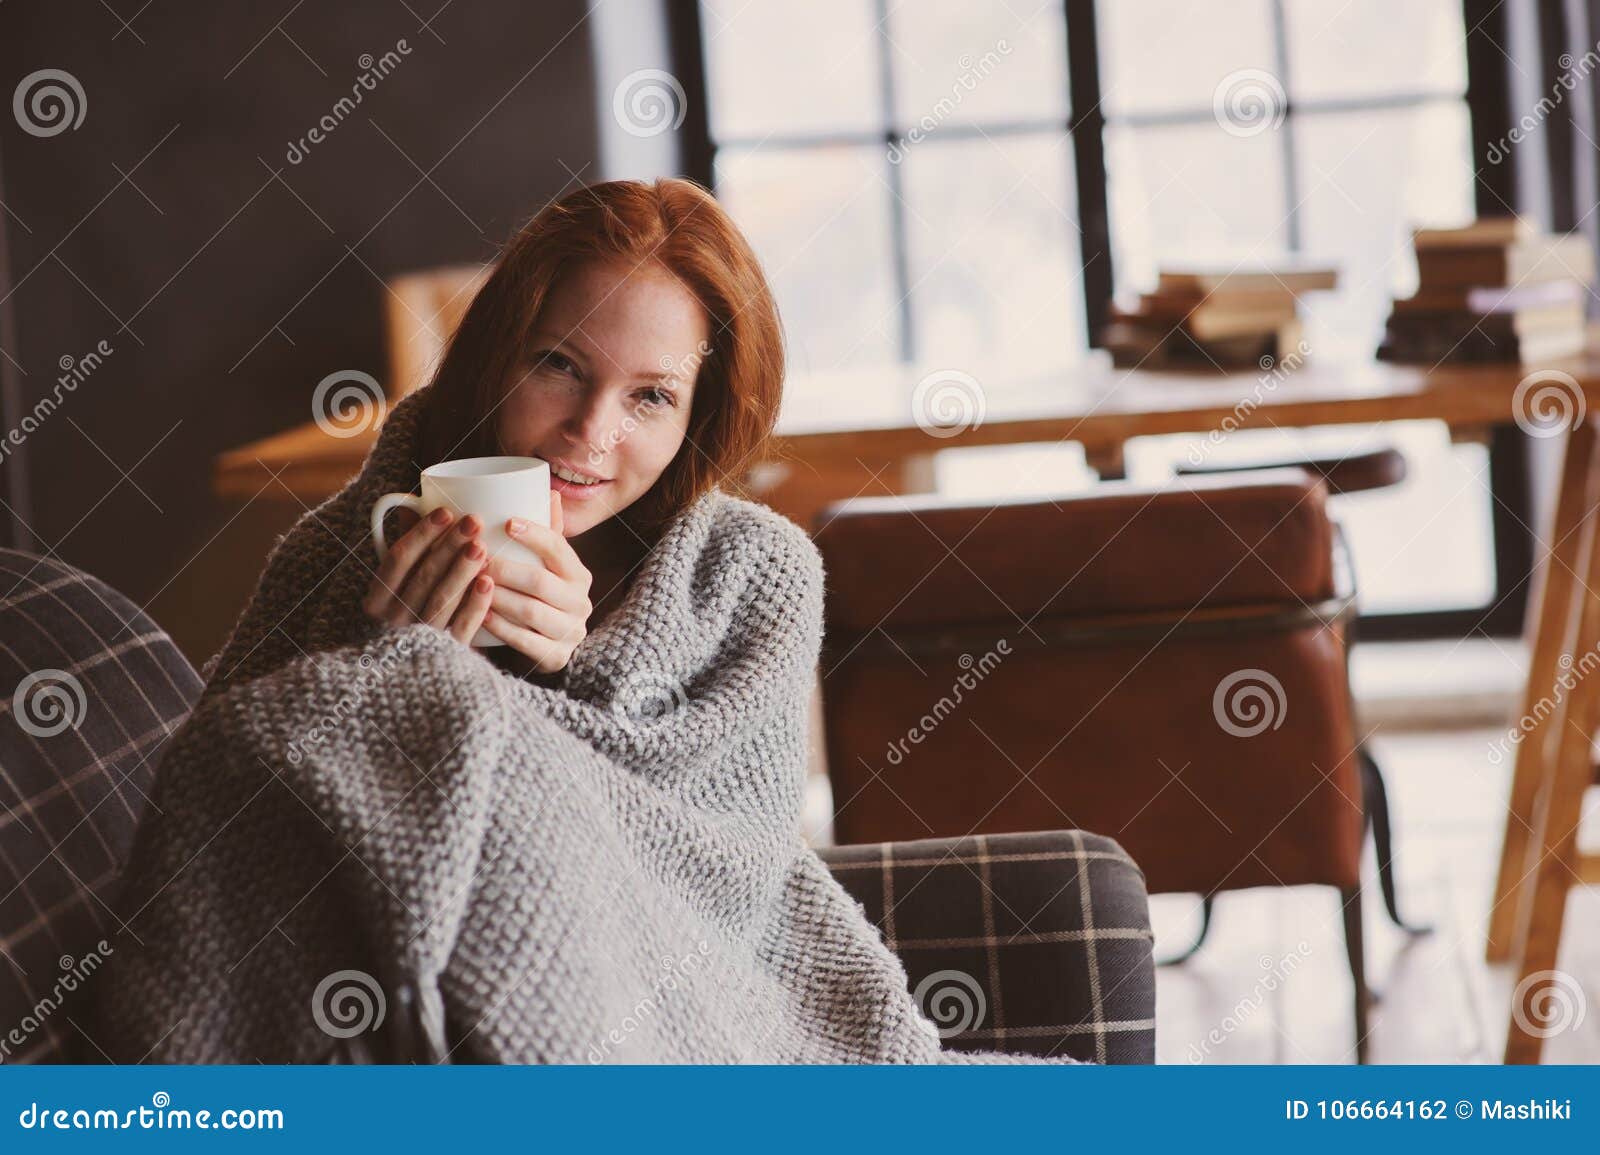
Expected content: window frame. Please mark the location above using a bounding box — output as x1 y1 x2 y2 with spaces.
671 0 1532 639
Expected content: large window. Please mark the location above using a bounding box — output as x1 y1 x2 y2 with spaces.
700 0 1081 376
1101 0 1474 357
690 1 1516 628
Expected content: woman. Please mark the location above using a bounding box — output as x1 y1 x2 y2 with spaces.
95 179 1063 1064
359 177 782 681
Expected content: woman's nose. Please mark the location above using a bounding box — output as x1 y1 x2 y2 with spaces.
564 389 623 452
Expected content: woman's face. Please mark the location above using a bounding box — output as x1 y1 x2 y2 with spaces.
495 259 710 540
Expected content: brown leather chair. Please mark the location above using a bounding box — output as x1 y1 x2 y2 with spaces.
813 469 1383 1059
1173 447 1426 951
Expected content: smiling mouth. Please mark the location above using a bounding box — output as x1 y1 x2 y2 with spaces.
549 461 611 487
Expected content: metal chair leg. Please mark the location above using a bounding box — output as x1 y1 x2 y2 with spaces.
1358 745 1432 935
1341 884 1372 1064
1156 894 1214 966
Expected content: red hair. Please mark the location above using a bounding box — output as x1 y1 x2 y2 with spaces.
418 178 785 535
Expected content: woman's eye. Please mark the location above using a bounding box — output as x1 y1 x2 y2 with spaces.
638 387 676 409
531 350 578 377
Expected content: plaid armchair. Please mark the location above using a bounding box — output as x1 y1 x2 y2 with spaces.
0 548 1155 1064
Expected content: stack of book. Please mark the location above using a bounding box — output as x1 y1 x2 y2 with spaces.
1378 218 1593 364
1102 260 1337 369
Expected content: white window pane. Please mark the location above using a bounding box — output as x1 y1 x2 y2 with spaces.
1098 0 1277 116
1284 0 1468 101
901 134 1085 368
886 0 1068 129
701 0 881 139
715 145 899 372
1293 102 1476 360
935 443 1096 502
1105 124 1290 295
1339 434 1496 615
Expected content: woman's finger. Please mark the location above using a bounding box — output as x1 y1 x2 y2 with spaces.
447 574 494 644
489 585 586 645
364 506 455 619
482 610 574 673
394 516 482 622
483 555 588 613
421 538 488 628
503 515 586 580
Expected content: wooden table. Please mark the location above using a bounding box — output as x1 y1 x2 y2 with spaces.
217 352 1600 499
216 351 1600 1061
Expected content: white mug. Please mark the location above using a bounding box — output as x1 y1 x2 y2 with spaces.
371 455 552 647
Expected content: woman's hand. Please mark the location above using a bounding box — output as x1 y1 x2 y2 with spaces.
362 507 496 645
483 492 594 673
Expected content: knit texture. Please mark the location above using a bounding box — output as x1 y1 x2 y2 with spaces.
91 387 1069 1064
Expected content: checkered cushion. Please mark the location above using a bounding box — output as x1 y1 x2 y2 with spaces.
817 829 1156 1064
0 549 202 1063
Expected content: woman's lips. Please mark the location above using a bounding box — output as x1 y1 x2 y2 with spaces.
550 473 611 501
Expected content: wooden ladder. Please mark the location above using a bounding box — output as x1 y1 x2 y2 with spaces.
1486 419 1600 1063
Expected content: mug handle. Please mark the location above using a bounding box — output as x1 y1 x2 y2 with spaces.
371 492 425 562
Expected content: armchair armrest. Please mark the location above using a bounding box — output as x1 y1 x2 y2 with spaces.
817 829 1156 1064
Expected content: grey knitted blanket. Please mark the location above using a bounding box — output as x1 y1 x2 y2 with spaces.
93 387 1058 1064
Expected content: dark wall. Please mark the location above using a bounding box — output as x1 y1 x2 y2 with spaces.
0 0 602 660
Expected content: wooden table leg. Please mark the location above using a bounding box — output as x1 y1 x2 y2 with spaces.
1486 421 1597 960
1501 419 1600 1063
1083 440 1126 481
